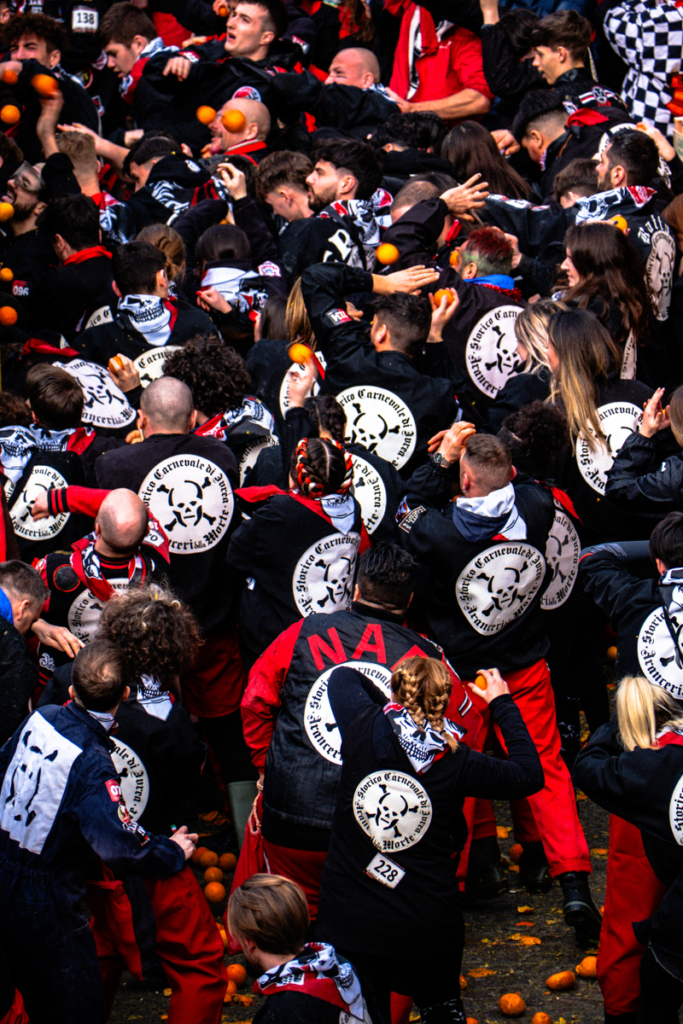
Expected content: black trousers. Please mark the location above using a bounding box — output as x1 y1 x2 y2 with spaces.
338 949 465 1024
637 946 683 1024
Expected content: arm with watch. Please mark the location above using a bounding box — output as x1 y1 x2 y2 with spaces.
400 421 476 510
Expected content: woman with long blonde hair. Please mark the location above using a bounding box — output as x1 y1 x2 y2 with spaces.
316 658 542 1024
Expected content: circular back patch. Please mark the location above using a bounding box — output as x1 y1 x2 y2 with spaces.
647 229 676 321
305 661 392 764
621 332 636 380
139 455 234 554
68 577 130 643
292 532 361 616
279 353 326 416
134 346 182 388
465 305 522 399
338 386 417 469
670 773 683 846
456 542 546 635
575 401 642 494
239 435 280 485
637 608 683 698
109 738 150 822
54 359 135 430
11 465 68 540
353 769 432 852
541 510 581 611
350 454 386 535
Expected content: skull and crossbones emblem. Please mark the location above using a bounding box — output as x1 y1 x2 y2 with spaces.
477 562 528 617
368 783 419 838
348 403 401 455
484 325 520 377
313 554 353 608
158 476 216 531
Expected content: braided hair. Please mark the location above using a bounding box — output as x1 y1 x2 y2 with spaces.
391 656 458 752
291 437 353 498
304 394 347 443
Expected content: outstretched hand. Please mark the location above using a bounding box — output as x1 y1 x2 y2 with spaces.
441 174 490 220
640 387 671 439
170 825 198 860
381 265 440 294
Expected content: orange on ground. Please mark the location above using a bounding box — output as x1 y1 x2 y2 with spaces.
289 342 311 364
375 242 399 265
31 74 58 96
1 69 17 84
1 106 20 125
0 306 17 325
576 955 598 978
199 849 219 869
191 845 208 864
0 268 12 281
531 1014 553 1024
0 202 14 222
222 108 247 132
459 975 467 990
546 971 576 991
226 963 247 986
606 646 617 660
196 105 216 124
498 993 525 1016
204 881 226 903
473 674 487 690
509 843 523 864
433 288 455 306
466 1019 478 1024
223 980 237 1000
219 852 237 871
204 866 224 883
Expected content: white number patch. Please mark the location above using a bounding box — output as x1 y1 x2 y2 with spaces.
72 6 99 31
366 851 405 888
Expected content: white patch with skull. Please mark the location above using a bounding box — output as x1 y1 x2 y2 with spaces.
541 509 581 610
279 351 327 416
620 332 637 380
239 434 280 485
575 401 643 494
350 454 386 535
68 578 130 643
465 305 522 399
292 532 361 617
134 346 182 388
456 542 546 635
646 229 676 322
353 769 432 852
54 359 136 430
11 465 68 540
139 455 234 554
338 386 417 469
305 661 392 764
110 738 150 822
638 608 683 699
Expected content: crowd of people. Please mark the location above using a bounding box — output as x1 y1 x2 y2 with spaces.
1 0 683 1021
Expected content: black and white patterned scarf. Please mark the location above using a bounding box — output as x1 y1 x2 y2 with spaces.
383 701 464 773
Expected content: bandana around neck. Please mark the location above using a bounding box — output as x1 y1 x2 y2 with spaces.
71 536 146 603
0 423 90 485
195 397 275 442
87 707 118 733
136 674 173 721
118 294 176 346
383 702 464 773
453 483 527 543
257 943 369 1022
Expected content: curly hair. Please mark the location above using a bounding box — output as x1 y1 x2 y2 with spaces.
304 394 346 443
498 400 569 478
391 656 457 752
0 391 31 428
162 334 252 416
97 585 201 681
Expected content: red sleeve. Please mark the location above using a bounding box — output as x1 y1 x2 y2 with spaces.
450 27 493 100
241 619 305 771
56 486 111 518
443 655 484 752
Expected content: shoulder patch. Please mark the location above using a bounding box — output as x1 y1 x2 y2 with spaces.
325 307 352 327
398 505 426 533
53 565 81 592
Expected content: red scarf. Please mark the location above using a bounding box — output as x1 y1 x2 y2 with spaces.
69 515 170 602
63 246 112 267
22 337 79 358
236 485 371 551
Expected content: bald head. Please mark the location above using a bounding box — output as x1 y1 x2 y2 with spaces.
325 48 380 89
96 490 149 555
140 377 194 434
210 98 271 155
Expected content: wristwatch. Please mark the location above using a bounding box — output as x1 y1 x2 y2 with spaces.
431 452 453 469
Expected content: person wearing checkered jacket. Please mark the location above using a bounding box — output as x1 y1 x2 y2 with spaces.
604 0 683 141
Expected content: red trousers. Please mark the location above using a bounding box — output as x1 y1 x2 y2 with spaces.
598 815 667 1016
470 659 591 877
0 991 29 1024
262 840 327 921
180 628 246 718
90 865 228 1024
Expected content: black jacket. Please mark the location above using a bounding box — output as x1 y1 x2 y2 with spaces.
0 613 38 744
605 430 683 517
36 252 116 342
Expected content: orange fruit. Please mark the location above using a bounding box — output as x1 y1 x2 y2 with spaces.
375 242 399 265
196 104 216 124
606 645 617 660
218 3 228 13
31 74 58 97
531 1015 553 1024
0 306 17 325
449 249 460 268
466 1019 479 1024
288 342 311 364
0 203 13 222
0 268 12 281
1 106 20 125
218 927 228 949
199 849 219 869
222 108 247 132
223 980 237 1000
546 971 576 991
191 845 208 864
433 288 455 306
509 843 523 864
498 993 525 1016
576 955 598 978
609 215 627 233
204 866 224 883
108 355 124 372
219 852 237 871
1 69 17 84
473 674 487 690
459 974 467 990
204 881 227 903
226 963 247 986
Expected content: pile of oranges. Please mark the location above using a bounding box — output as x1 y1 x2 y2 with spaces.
190 846 237 904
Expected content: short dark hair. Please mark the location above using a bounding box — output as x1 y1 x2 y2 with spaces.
26 363 83 429
112 240 166 296
498 7 539 57
2 12 68 53
256 150 313 199
0 561 47 608
196 223 251 264
357 542 419 609
531 10 592 62
461 227 513 276
100 2 157 46
38 194 101 252
126 134 179 173
71 640 130 712
247 0 289 40
162 334 252 416
552 158 598 202
371 111 438 152
311 139 382 201
650 513 683 570
372 293 431 357
0 392 31 429
390 179 440 215
512 90 567 143
605 130 659 187
462 434 512 491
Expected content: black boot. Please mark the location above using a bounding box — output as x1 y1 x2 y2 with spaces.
559 870 602 946
519 841 552 894
464 835 509 904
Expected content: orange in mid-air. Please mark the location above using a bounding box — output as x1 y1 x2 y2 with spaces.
1 69 17 84
226 964 247 986
0 106 20 125
204 881 227 903
196 105 216 125
31 74 58 97
0 203 13 222
375 242 399 265
0 268 13 281
222 108 247 132
289 342 311 364
0 306 17 325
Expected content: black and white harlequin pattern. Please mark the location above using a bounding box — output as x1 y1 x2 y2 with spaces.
604 0 683 140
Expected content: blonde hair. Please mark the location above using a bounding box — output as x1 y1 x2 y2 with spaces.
391 656 457 752
137 223 185 282
56 131 98 178
616 675 683 751
228 874 309 954
516 299 566 374
286 278 315 349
